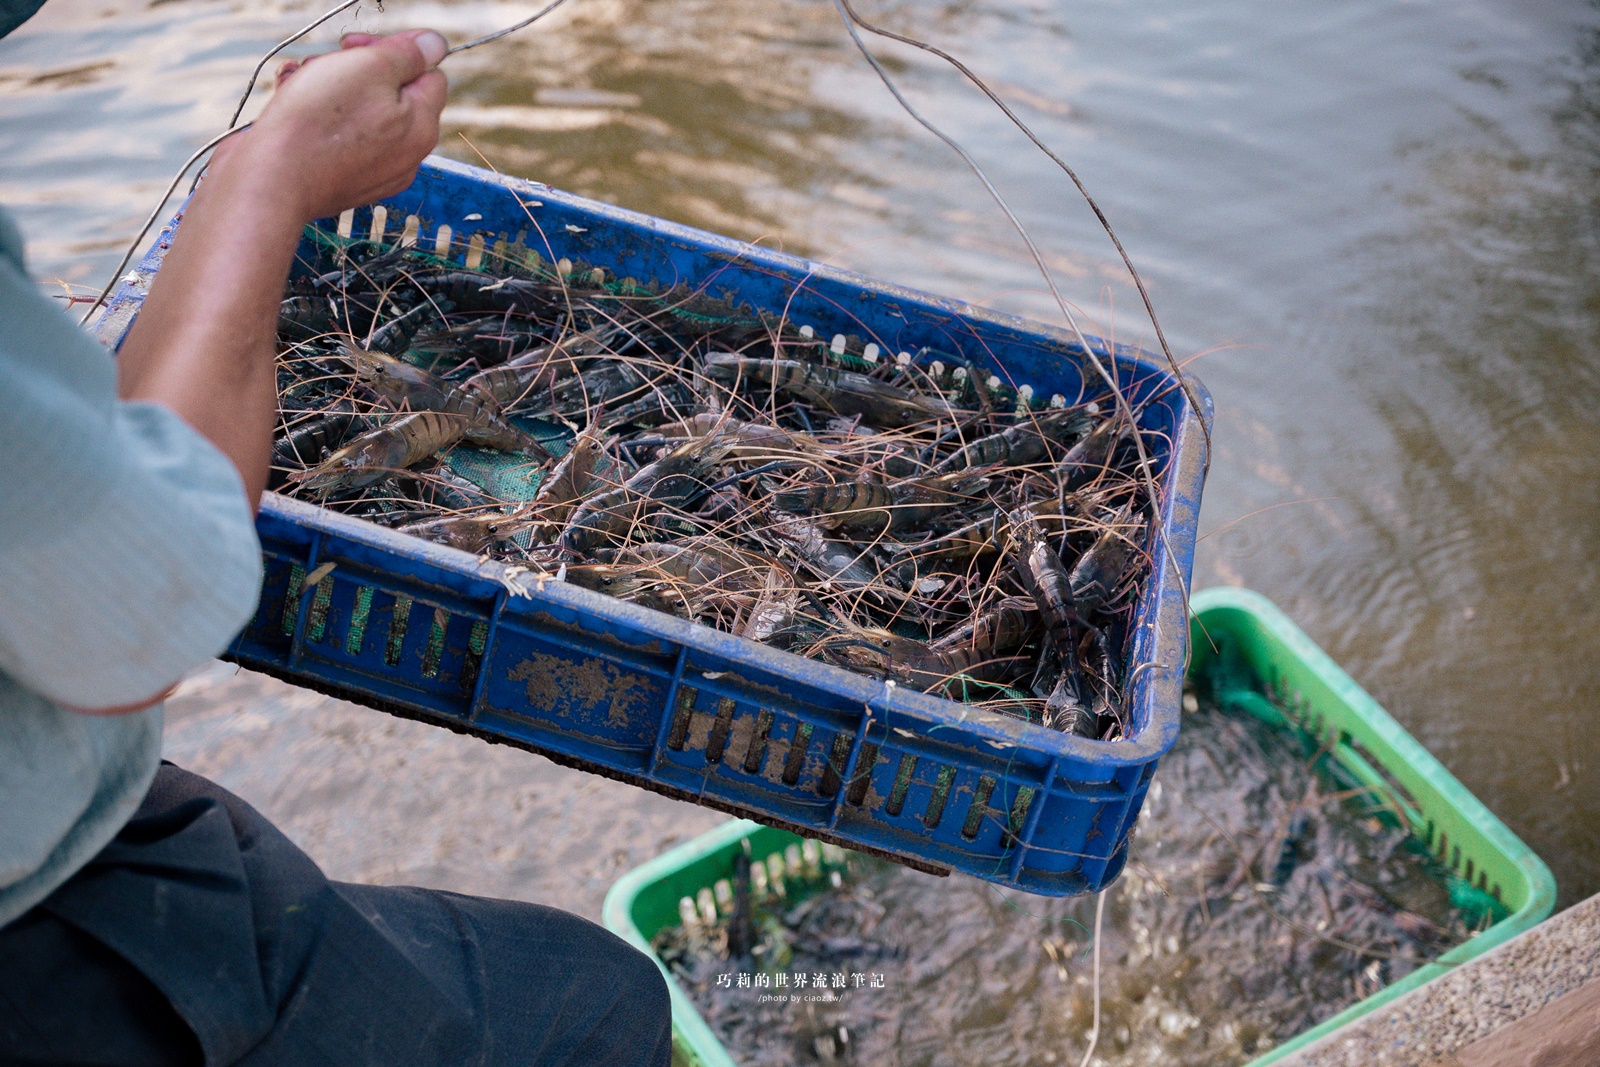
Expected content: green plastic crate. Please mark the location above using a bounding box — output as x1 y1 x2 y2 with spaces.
601 588 1556 1067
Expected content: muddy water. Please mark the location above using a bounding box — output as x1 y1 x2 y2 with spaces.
2 0 1597 1043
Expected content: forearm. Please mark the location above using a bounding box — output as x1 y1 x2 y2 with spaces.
112 28 445 519
49 31 445 718
114 133 309 510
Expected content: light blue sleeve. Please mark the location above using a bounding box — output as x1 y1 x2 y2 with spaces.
0 205 264 927
0 211 264 709
0 682 162 926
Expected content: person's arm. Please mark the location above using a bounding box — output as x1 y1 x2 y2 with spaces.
54 31 448 715
115 29 448 508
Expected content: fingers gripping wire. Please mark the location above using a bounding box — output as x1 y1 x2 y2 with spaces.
227 0 367 130
182 0 371 202
81 0 365 326
80 0 578 327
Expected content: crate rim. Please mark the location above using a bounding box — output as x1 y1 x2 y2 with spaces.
409 157 1193 374
100 152 1212 768
95 154 1214 893
601 587 1557 1067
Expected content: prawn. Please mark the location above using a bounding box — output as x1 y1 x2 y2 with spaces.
1010 510 1097 737
702 353 967 427
293 411 470 496
563 435 730 552
349 348 550 458
931 405 1096 473
397 509 534 553
773 471 989 534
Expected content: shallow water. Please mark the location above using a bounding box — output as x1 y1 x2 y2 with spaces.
2 0 1598 1050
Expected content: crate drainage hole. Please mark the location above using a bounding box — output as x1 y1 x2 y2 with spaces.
960 775 997 840
666 686 698 751
782 724 813 786
1006 786 1036 845
306 578 333 643
344 585 374 655
818 733 853 797
385 595 412 667
923 765 957 829
279 563 305 636
460 619 489 694
705 698 737 765
885 754 917 817
742 709 775 774
845 742 880 807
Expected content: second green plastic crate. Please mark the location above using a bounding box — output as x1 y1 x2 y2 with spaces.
601 587 1556 1067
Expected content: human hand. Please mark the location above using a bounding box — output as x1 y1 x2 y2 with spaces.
214 29 448 223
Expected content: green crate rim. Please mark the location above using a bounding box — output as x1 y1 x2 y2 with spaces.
601 587 1556 1067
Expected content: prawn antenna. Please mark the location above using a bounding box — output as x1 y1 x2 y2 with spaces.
446 0 578 55
827 0 1200 628
834 0 1207 453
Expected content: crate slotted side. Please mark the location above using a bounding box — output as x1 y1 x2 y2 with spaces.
97 156 1212 896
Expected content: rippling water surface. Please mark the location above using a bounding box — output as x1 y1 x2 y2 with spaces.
3 0 1597 1045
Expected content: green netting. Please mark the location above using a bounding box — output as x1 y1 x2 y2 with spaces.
441 415 572 503
385 594 412 666
345 585 374 656
280 563 305 636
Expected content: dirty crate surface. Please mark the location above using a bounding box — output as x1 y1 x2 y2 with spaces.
601 589 1556 1067
98 155 1212 895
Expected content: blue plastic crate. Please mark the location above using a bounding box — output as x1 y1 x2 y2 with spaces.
98 156 1212 895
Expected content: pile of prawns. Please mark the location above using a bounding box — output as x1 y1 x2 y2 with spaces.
271 240 1157 740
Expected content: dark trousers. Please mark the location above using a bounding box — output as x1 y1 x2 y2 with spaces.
0 764 671 1067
